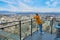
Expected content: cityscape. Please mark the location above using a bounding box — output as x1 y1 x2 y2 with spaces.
0 0 60 40
0 13 59 40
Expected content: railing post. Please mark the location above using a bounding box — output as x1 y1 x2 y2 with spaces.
19 21 21 40
51 25 52 34
1 28 4 30
31 19 32 36
37 25 38 31
50 19 53 34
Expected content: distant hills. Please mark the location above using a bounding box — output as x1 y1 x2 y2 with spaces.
0 11 16 14
0 11 60 15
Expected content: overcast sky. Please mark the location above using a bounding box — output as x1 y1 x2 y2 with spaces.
0 0 60 12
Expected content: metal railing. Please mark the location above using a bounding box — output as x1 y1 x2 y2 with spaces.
0 19 38 40
0 18 58 40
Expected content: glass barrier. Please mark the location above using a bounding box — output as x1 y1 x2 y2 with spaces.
32 20 38 33
0 18 58 40
0 35 14 40
43 20 51 33
42 19 57 34
0 22 20 40
21 20 31 40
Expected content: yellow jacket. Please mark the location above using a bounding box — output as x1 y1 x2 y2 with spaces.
34 15 43 24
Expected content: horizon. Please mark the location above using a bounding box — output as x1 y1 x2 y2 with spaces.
0 11 60 15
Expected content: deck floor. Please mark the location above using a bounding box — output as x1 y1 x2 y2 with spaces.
25 31 56 40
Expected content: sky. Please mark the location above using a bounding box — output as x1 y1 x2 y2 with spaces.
0 0 60 12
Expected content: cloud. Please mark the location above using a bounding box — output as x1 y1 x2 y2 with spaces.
52 2 58 7
45 0 59 7
0 0 60 12
45 1 51 7
7 5 19 12
37 8 60 12
0 0 15 4
0 0 20 12
0 0 34 12
23 0 32 3
19 2 33 9
50 0 54 1
0 8 9 11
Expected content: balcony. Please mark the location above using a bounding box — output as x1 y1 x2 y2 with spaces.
0 18 59 40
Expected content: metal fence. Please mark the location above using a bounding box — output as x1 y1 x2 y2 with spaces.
0 19 38 40
0 18 58 40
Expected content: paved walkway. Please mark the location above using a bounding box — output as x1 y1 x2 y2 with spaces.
25 31 56 40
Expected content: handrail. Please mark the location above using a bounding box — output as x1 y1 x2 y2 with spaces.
0 19 35 24
0 24 19 29
0 18 56 40
0 19 35 29
0 18 36 40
